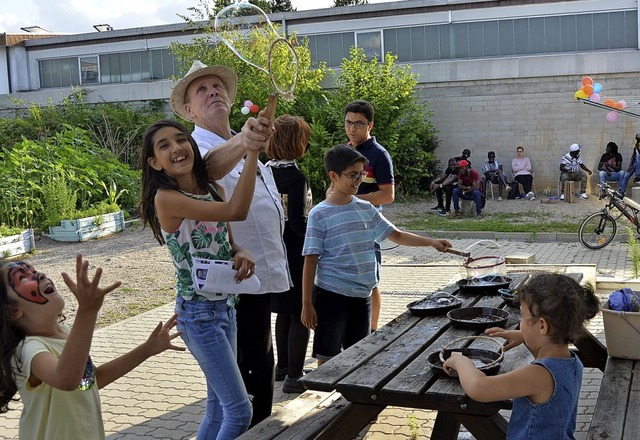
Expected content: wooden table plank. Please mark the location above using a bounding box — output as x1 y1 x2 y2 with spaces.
335 293 506 402
623 361 640 440
301 284 464 392
239 391 344 440
300 310 420 391
334 313 456 400
313 402 385 440
572 330 607 371
587 358 633 440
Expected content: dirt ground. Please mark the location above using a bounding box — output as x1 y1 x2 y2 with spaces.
18 192 606 327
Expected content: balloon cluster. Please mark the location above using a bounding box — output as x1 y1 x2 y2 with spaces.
240 100 260 115
574 76 627 122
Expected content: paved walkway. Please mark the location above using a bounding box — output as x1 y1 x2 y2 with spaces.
0 236 632 439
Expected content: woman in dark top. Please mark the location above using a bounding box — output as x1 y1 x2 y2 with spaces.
265 115 312 393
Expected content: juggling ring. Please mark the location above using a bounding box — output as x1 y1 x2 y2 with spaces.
262 37 299 120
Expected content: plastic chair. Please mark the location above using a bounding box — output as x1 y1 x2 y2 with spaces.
482 177 496 200
509 170 536 196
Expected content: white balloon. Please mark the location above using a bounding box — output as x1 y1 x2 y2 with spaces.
241 106 250 115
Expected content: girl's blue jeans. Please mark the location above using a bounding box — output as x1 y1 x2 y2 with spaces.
175 296 252 439
621 160 640 196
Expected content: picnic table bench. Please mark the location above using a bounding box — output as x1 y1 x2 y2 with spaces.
587 357 640 440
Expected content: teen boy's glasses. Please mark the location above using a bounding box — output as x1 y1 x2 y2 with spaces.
344 120 369 129
341 171 368 182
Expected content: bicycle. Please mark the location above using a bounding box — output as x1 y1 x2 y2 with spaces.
578 182 640 249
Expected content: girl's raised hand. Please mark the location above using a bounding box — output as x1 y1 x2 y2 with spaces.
232 249 256 282
485 327 524 351
143 313 185 356
61 254 122 314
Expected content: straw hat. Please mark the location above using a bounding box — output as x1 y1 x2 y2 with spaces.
170 60 238 122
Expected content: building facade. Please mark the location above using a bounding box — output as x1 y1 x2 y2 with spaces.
1 0 639 191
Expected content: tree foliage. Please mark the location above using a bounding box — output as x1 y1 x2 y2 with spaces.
185 0 294 16
333 0 368 6
301 47 440 197
170 16 325 131
172 5 439 198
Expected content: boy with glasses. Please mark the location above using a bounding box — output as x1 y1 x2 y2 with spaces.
341 100 395 332
301 145 451 366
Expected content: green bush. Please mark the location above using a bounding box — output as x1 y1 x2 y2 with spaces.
0 225 24 238
0 125 140 230
2 90 166 168
41 171 78 228
299 47 440 198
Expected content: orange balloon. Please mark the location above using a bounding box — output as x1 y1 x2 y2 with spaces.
614 101 624 110
604 99 615 107
582 76 594 86
582 84 594 95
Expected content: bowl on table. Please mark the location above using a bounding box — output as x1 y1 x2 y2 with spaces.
447 307 510 330
407 291 463 316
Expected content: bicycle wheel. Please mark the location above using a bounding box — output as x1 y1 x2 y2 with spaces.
578 212 617 249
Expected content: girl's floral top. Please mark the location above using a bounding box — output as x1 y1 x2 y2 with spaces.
160 191 234 301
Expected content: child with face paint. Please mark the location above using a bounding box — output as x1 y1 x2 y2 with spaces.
0 255 184 439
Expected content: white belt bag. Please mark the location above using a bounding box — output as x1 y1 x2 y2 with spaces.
192 259 261 298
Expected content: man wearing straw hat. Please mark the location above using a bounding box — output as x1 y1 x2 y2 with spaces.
171 60 289 426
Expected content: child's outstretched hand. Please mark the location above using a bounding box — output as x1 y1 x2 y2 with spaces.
61 254 122 314
143 313 185 356
485 327 524 351
431 238 453 252
442 351 471 376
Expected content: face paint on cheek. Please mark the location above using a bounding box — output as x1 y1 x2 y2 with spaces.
7 262 48 304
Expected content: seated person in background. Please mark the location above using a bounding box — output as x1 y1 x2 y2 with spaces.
597 141 624 195
511 146 535 200
451 160 483 219
430 158 458 216
454 148 472 168
481 151 510 201
559 143 592 200
619 133 640 197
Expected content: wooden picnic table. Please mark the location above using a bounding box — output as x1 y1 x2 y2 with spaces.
300 272 606 440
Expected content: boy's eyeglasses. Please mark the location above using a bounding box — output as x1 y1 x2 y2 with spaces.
344 120 369 129
341 171 368 182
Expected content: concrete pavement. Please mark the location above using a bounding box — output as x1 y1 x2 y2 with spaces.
0 236 632 439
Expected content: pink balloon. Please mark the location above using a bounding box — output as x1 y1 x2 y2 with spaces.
619 100 627 109
589 93 601 103
607 111 618 123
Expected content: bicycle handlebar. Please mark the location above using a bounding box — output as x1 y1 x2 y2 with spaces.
597 182 623 200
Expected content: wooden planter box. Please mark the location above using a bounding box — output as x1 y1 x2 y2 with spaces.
47 211 125 242
0 229 35 257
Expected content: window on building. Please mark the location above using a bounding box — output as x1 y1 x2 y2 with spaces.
39 57 80 88
39 48 179 89
306 32 355 67
356 31 382 60
80 57 99 84
315 10 638 66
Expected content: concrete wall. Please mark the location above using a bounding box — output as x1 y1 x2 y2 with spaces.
411 54 640 191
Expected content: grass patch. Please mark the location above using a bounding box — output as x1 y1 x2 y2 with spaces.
403 210 582 233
